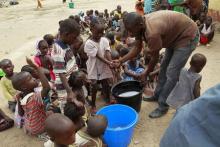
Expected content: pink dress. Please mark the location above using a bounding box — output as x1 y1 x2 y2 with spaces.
34 55 56 81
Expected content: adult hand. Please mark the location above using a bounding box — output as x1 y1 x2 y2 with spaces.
67 91 83 108
138 72 148 83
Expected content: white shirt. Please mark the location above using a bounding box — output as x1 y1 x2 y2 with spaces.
84 37 113 80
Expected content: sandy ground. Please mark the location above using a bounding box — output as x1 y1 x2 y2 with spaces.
0 0 220 147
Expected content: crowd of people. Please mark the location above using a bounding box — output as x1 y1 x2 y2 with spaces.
0 0 218 146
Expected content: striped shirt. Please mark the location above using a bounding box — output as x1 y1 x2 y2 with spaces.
20 92 46 135
51 40 78 99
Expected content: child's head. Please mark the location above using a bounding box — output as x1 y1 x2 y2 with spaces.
199 12 207 22
59 18 80 45
74 15 81 24
86 10 90 16
45 113 76 145
90 18 105 42
64 102 85 131
117 5 122 13
205 16 212 26
68 71 86 89
111 50 120 60
87 115 108 137
12 71 38 93
104 9 108 14
43 34 54 47
21 65 39 79
37 40 49 56
119 47 130 57
69 15 75 20
89 10 94 16
106 32 115 45
99 12 104 18
95 10 99 16
0 59 14 77
122 11 128 19
190 53 207 73
115 44 124 52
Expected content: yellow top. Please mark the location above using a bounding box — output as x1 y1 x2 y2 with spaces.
0 76 17 102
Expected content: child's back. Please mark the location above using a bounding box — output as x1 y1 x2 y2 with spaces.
167 53 207 109
166 68 201 109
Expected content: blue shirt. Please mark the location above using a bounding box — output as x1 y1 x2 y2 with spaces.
160 84 220 147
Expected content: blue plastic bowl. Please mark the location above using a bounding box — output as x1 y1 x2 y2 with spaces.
96 104 138 147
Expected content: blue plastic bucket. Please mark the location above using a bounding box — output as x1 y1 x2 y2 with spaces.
97 104 138 147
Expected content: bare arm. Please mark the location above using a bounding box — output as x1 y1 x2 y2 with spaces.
120 39 143 63
59 73 72 94
96 53 111 65
26 58 50 98
193 77 202 99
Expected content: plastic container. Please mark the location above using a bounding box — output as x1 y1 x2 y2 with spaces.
112 80 143 112
68 2 74 9
97 104 138 147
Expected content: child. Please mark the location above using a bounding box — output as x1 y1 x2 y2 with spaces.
0 59 18 112
104 9 109 20
84 18 113 113
123 57 145 81
68 71 87 105
135 0 144 15
11 58 51 135
64 102 107 147
0 109 14 132
34 40 55 81
43 34 55 54
51 18 82 108
21 65 39 79
44 113 76 147
76 115 108 147
199 16 215 46
196 12 207 27
166 53 207 109
111 50 121 84
106 32 121 51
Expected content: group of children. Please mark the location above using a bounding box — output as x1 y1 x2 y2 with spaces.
0 2 213 146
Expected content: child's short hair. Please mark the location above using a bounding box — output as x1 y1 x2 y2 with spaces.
119 47 130 57
68 71 86 88
69 15 75 19
59 18 80 35
21 65 38 79
11 71 29 91
45 113 76 145
190 53 207 68
43 34 54 46
87 115 108 137
106 32 115 41
111 50 120 60
37 40 48 49
64 102 85 123
0 59 12 68
90 17 104 29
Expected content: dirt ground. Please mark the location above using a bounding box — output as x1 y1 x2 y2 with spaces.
0 0 220 147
